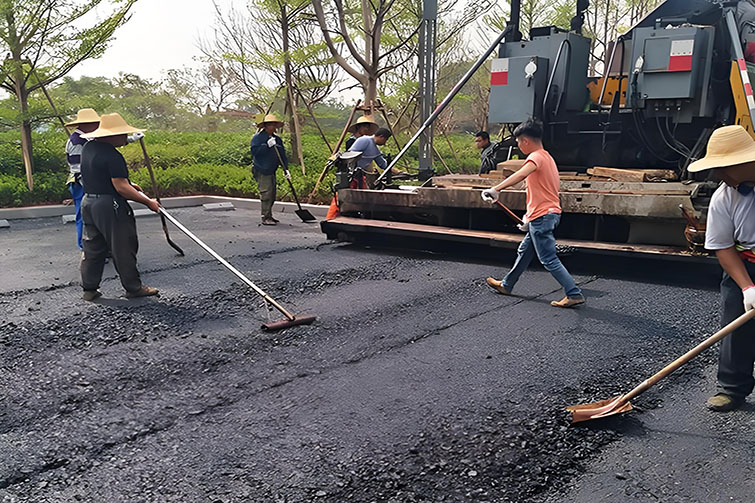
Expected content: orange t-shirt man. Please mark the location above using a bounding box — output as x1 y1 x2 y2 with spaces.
481 119 584 308
523 149 562 222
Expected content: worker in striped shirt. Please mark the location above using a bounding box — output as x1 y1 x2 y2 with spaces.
65 109 101 250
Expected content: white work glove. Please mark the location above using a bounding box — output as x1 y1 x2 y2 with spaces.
517 217 529 233
283 169 291 180
481 188 500 203
743 286 755 311
267 137 277 148
127 132 145 144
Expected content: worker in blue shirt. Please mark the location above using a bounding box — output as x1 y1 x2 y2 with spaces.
251 114 288 225
348 128 392 188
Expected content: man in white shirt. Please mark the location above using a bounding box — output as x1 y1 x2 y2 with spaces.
689 125 755 411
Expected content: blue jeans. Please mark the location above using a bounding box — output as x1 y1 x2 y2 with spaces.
502 213 582 297
69 182 84 249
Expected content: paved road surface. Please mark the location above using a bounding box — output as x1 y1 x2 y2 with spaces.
1 207 752 502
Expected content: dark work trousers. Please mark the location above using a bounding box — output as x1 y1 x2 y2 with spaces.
718 261 755 398
80 194 142 293
254 170 276 219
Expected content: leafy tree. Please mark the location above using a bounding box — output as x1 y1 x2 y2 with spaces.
0 0 137 189
164 63 241 117
310 0 420 106
202 0 337 169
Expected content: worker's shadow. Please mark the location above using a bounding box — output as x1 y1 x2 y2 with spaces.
571 414 646 435
94 296 163 308
528 298 686 342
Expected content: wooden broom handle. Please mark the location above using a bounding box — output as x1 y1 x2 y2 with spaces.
622 309 755 403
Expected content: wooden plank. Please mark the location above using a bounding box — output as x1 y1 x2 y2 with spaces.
433 179 492 188
324 216 703 259
562 188 691 195
588 166 678 182
480 171 512 179
495 159 527 171
560 175 610 181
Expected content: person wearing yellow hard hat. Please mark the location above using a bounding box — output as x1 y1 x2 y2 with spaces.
688 125 755 412
78 113 160 302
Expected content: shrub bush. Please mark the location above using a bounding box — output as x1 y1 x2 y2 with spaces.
0 129 479 207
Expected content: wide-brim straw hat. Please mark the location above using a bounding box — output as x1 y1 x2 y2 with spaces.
688 125 755 172
348 115 378 134
65 108 100 126
257 113 284 128
81 113 145 139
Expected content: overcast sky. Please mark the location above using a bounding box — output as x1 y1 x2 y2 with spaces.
70 0 232 81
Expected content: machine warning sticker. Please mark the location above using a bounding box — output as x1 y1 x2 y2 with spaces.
491 58 509 85
668 39 694 71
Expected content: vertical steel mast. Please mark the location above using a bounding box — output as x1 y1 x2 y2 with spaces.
418 0 437 180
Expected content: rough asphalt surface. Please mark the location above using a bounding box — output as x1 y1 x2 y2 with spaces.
1 206 754 503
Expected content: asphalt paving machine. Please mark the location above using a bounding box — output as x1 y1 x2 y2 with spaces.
322 0 755 259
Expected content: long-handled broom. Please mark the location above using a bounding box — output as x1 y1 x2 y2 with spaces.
156 205 316 331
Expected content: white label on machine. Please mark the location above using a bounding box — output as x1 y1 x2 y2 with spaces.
490 58 509 85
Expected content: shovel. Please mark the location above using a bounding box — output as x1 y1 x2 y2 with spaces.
154 203 316 331
271 139 316 222
139 138 185 256
567 309 755 423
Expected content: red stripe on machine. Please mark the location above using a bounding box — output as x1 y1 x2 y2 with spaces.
746 82 753 96
668 55 693 71
491 72 508 85
668 40 694 72
490 58 509 86
739 58 748 71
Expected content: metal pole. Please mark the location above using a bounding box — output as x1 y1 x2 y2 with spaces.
418 0 437 180
139 139 185 256
507 0 522 42
375 25 512 185
159 207 296 321
725 9 755 128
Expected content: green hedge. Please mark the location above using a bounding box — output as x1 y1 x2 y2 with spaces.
0 129 482 208
0 172 68 207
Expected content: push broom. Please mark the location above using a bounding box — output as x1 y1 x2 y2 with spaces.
137 141 315 332
156 207 316 331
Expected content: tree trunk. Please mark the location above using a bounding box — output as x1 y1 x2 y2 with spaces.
280 4 305 173
14 75 34 190
289 89 306 175
365 75 378 107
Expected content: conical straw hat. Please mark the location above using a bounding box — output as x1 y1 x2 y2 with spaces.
65 108 100 126
81 113 145 139
348 115 378 134
257 113 284 128
688 125 755 172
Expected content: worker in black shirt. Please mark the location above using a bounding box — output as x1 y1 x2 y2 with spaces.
79 113 160 301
